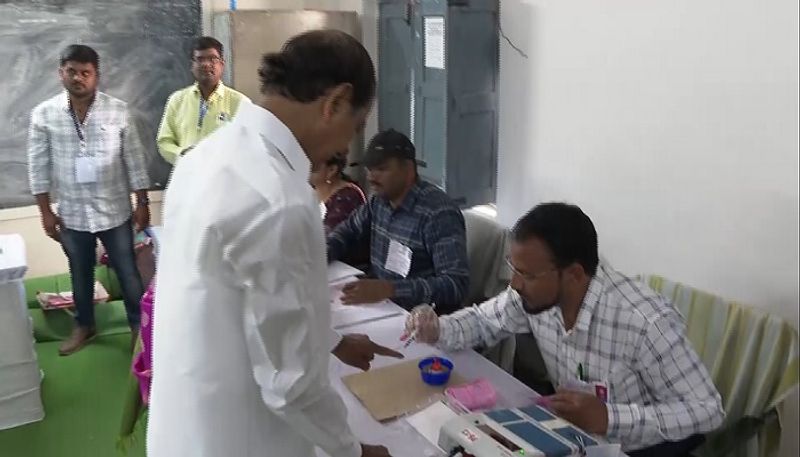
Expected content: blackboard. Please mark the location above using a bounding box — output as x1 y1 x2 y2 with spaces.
0 0 201 209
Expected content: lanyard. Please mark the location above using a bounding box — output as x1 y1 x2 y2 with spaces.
68 96 94 144
198 99 209 130
69 105 86 143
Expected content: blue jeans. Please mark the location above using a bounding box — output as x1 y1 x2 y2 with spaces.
60 219 143 329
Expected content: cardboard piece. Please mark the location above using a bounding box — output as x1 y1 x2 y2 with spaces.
342 357 468 422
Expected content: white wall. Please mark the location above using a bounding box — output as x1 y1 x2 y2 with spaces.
201 0 364 33
495 0 799 455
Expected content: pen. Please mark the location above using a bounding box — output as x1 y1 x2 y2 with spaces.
402 329 418 349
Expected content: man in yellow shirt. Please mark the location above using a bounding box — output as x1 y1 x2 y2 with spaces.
157 37 249 164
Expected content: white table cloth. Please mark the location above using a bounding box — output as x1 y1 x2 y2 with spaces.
0 234 44 430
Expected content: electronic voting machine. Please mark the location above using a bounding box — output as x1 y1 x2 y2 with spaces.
438 405 598 457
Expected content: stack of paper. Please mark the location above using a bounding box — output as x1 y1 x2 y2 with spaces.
327 262 403 329
328 261 363 285
331 299 404 329
0 236 44 430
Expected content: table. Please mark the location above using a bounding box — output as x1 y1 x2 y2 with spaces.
122 242 614 456
318 305 540 457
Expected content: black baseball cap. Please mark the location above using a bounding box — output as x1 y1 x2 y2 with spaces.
352 129 422 168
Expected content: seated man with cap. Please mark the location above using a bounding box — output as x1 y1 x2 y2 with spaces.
327 129 470 315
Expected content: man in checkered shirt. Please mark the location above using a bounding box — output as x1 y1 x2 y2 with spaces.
327 129 469 315
27 45 151 356
406 203 724 456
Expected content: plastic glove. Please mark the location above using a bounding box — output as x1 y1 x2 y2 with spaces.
403 304 440 344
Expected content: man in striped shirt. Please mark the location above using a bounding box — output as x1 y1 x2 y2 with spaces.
28 45 150 356
405 203 724 455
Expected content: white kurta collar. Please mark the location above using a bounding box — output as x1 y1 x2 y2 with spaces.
235 101 310 182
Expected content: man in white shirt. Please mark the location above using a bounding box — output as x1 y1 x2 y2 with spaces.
28 44 150 355
147 30 399 457
405 203 725 456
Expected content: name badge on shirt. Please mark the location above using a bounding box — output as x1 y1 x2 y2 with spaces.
76 157 99 184
385 239 412 278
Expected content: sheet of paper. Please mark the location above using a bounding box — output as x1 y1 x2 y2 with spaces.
329 276 358 290
385 240 412 278
328 261 364 284
404 400 460 450
76 157 98 184
331 298 403 330
424 16 445 69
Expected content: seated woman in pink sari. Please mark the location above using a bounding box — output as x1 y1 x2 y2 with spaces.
310 153 366 233
131 228 158 404
132 279 155 404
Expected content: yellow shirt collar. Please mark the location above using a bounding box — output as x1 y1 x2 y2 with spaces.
193 82 226 103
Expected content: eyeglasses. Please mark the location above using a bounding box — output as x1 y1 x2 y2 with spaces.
505 256 557 282
192 56 223 64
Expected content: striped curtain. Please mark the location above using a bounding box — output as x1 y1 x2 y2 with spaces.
644 275 799 457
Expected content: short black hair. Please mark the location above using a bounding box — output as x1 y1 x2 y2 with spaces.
512 203 599 276
258 29 376 109
60 44 99 70
193 36 224 57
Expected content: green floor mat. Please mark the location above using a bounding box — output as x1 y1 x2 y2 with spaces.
0 334 146 457
23 266 123 310
29 301 134 343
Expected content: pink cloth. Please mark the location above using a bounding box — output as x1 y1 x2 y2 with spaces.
132 279 155 404
445 378 497 411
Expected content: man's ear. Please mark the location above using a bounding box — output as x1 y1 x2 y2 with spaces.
403 158 417 175
321 83 354 122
